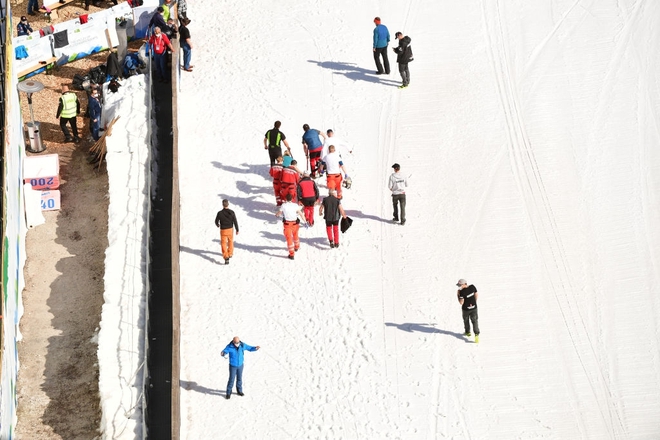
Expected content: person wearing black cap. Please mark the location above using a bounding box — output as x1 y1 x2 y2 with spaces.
372 17 390 74
388 163 407 225
456 279 479 343
17 16 33 36
393 31 413 88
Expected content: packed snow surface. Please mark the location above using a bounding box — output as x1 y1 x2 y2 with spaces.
176 1 660 438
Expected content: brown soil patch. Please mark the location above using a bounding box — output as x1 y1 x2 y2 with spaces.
13 1 117 437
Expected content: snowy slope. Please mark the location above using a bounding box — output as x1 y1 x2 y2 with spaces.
177 0 660 438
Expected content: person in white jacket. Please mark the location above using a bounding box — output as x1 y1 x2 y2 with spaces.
388 163 408 225
323 145 348 199
321 129 353 159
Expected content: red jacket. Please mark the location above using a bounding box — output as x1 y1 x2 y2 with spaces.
149 33 171 55
281 167 299 185
297 177 319 200
270 163 283 182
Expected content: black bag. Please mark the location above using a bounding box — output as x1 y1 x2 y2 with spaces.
340 217 353 233
88 65 107 84
72 73 87 90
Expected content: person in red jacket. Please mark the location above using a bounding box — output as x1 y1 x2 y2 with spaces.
280 160 300 203
269 155 284 206
297 171 320 226
147 26 174 83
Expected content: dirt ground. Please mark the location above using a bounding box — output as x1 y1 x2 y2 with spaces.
13 0 119 437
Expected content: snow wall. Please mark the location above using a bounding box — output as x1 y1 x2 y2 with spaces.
96 73 151 440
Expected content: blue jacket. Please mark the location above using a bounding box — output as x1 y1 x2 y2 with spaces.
222 341 257 367
88 95 102 121
302 129 323 151
17 22 33 36
373 24 390 49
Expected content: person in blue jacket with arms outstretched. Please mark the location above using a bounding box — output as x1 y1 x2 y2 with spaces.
221 336 260 399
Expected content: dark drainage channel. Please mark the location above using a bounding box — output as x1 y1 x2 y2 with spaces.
146 79 174 439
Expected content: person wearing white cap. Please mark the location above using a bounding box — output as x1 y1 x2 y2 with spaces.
456 279 479 343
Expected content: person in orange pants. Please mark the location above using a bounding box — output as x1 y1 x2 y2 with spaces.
321 145 347 199
214 199 239 265
269 155 284 205
276 193 304 260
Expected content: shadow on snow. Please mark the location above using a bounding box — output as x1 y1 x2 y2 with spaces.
385 322 466 341
308 60 400 85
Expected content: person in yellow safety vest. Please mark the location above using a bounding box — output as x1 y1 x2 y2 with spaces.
56 85 81 143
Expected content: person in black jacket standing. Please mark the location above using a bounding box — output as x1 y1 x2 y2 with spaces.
214 199 239 265
393 32 413 89
179 18 193 72
457 279 480 343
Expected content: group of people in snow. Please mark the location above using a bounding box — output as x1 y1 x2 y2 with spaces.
214 16 479 400
266 121 355 259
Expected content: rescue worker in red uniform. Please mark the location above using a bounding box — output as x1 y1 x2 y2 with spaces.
269 155 284 205
297 171 320 226
276 193 304 260
280 159 300 203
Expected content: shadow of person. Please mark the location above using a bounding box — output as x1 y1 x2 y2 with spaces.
301 235 332 250
180 380 226 396
308 60 400 85
211 161 270 178
258 230 326 253
213 239 287 259
236 180 273 197
344 209 392 225
180 245 224 265
217 193 279 223
384 322 466 341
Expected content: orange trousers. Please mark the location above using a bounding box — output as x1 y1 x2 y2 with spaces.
283 221 300 256
326 174 343 198
220 228 234 260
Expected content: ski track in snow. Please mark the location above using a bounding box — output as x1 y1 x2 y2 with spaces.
174 0 660 438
